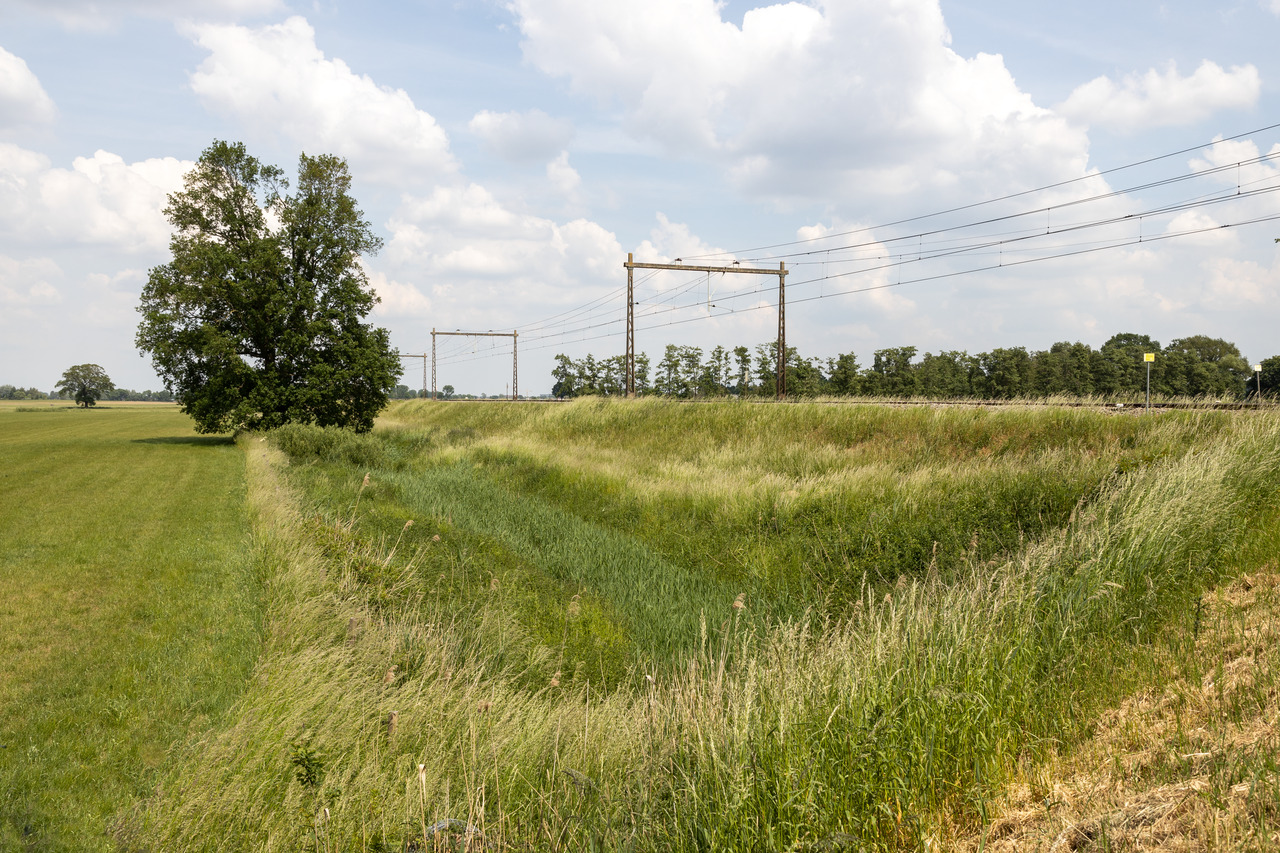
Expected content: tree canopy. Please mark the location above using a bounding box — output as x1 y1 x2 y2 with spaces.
136 141 401 433
55 364 115 407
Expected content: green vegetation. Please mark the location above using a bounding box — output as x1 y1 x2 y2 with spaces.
55 363 116 408
121 399 1280 851
0 385 51 400
552 331 1268 399
136 140 401 434
0 405 263 851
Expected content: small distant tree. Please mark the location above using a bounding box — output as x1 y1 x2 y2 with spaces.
441 384 455 400
56 364 115 407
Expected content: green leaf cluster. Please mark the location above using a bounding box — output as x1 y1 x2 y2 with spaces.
136 140 401 433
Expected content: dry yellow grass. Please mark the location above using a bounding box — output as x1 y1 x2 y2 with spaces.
953 570 1280 852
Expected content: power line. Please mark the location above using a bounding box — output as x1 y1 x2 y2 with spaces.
434 206 1280 368
436 176 1280 364
430 123 1280 373
681 120 1280 261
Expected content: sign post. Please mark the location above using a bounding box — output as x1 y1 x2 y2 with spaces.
1255 364 1263 407
1144 352 1155 412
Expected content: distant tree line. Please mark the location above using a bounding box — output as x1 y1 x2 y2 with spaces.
551 333 1280 400
0 385 51 400
100 388 175 402
0 384 174 402
389 384 426 399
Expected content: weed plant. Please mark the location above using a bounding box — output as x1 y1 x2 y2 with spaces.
126 401 1280 851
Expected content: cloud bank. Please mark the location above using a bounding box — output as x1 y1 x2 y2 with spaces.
186 16 457 185
507 0 1090 200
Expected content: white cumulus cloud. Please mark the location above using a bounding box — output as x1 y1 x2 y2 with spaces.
0 47 57 133
1059 60 1259 132
0 143 190 252
366 268 432 318
0 254 62 311
469 109 575 162
546 151 582 197
633 213 728 264
384 183 623 330
186 16 456 185
507 0 1090 202
1202 256 1276 304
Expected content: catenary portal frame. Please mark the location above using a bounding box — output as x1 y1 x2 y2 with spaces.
431 329 518 400
623 253 788 399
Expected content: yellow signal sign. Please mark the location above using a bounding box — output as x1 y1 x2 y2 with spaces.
1144 353 1155 362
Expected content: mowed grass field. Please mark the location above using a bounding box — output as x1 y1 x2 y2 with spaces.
0 403 262 851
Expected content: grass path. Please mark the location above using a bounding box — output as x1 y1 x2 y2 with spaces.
0 405 261 851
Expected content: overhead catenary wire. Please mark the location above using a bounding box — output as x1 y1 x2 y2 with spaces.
678 120 1280 261
441 177 1280 360
436 206 1280 369
430 121 1280 372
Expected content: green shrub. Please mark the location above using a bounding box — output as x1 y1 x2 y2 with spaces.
270 423 390 468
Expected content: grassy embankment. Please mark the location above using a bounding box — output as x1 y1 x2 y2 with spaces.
0 403 263 851
125 398 1280 851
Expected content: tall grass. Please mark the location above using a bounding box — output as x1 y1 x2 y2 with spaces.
385 398 1225 600
125 402 1280 851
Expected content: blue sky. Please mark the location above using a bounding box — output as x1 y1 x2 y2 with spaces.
2 0 1279 395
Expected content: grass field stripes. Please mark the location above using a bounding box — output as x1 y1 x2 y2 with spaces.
0 405 263 852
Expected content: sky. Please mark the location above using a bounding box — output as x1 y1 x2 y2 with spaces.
2 0 1279 396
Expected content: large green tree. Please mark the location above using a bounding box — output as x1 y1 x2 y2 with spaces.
55 364 115 407
136 141 401 433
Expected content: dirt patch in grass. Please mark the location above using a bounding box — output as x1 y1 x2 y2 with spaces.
954 570 1280 852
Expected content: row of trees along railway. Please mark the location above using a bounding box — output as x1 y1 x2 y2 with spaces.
551 333 1280 401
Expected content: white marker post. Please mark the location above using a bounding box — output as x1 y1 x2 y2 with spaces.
1254 364 1263 408
1144 352 1155 412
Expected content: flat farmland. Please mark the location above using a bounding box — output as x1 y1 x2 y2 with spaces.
0 404 262 851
